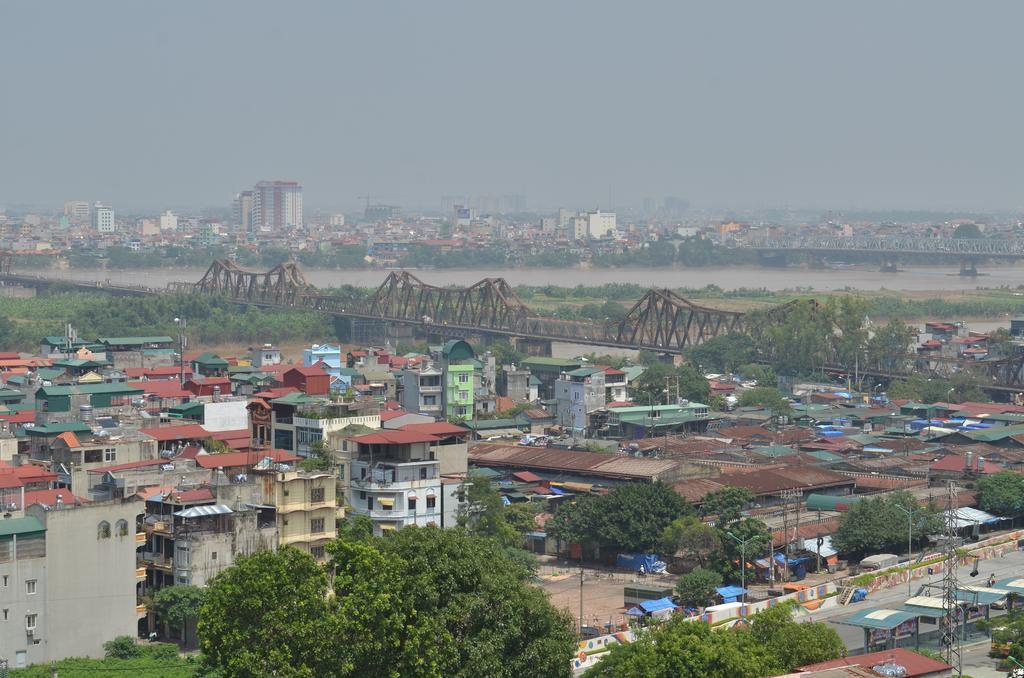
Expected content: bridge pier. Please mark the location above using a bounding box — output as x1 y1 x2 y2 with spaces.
879 255 899 273
756 251 789 267
959 258 978 277
514 337 552 357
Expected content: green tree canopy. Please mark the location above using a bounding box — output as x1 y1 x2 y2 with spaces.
977 471 1024 516
953 222 983 239
548 482 692 553
674 568 723 608
200 531 576 678
154 585 206 638
736 387 791 414
688 334 757 373
699 487 754 527
660 516 721 568
584 602 843 677
630 362 710 406
887 373 987 404
831 490 942 560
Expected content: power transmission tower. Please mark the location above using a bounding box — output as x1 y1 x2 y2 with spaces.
941 481 963 676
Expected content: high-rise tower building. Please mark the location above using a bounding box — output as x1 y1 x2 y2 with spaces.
250 181 302 232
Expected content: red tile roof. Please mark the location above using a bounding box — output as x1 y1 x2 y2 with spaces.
167 488 215 504
0 411 36 424
930 454 1003 474
23 489 87 507
87 459 170 474
128 380 191 399
126 366 192 379
55 431 81 448
194 449 299 469
512 470 544 483
351 430 441 445
139 423 209 442
287 366 328 378
379 410 408 422
400 422 468 436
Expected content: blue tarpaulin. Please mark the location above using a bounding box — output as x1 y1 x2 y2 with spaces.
639 597 676 613
616 553 668 574
850 588 868 603
716 585 748 603
626 606 644 617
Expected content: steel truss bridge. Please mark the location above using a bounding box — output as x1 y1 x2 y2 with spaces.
1 259 1022 392
745 236 1024 257
191 260 748 354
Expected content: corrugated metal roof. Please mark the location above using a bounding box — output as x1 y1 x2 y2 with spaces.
173 504 234 518
0 516 45 538
468 444 680 480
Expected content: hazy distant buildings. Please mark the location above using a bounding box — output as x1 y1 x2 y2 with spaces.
561 209 616 240
92 203 114 233
63 201 90 226
441 195 526 215
250 181 302 232
233 191 253 231
159 210 178 232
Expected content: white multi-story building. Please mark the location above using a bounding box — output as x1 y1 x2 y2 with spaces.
63 201 90 225
344 428 466 536
251 180 302 232
585 210 616 239
92 203 114 233
159 210 178 231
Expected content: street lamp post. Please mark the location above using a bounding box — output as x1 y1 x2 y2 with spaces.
174 317 187 387
726 531 754 603
895 504 915 598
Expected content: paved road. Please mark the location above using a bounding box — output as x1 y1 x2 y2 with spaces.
814 549 1024 674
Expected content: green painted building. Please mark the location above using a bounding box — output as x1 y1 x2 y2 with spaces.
441 339 475 419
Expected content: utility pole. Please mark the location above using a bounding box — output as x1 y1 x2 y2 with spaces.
578 552 585 636
174 317 187 387
941 481 963 676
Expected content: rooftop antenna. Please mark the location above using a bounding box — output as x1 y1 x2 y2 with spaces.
941 480 963 676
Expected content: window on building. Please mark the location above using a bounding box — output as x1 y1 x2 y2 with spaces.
359 491 366 500
426 496 436 509
310 546 325 559
26 580 36 595
211 551 217 560
423 395 437 406
311 487 325 503
338 465 345 480
25 613 37 631
419 467 428 480
84 449 102 463
2 575 7 586
2 608 7 620
459 389 470 400
115 519 129 537
458 373 469 384
367 497 374 510
97 521 111 539
408 497 417 511
310 518 325 533
104 449 116 462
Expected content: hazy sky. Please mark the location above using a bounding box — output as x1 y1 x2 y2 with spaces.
2 1 1023 212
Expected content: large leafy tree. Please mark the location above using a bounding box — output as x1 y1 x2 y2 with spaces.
699 487 754 528
660 516 721 568
748 603 847 670
688 334 757 373
748 301 835 377
864 319 915 373
674 568 723 608
977 471 1024 516
548 482 691 553
154 585 206 641
736 387 791 413
709 517 771 584
200 531 575 678
586 602 843 677
831 490 942 560
198 548 346 677
372 527 575 678
629 362 710 405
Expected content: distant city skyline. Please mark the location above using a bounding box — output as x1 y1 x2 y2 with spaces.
3 2 1024 212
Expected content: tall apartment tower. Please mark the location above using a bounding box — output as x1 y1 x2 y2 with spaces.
63 201 90 226
251 181 302 232
92 203 114 233
233 191 253 231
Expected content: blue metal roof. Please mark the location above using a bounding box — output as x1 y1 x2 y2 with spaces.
639 597 676 613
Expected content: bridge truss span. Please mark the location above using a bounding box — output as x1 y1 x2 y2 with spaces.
745 235 1024 257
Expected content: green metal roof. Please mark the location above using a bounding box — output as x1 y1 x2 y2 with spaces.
528 375 541 386
0 389 25 402
521 357 582 368
35 368 65 381
835 608 922 630
567 367 602 378
271 391 322 406
99 336 174 346
805 449 843 463
24 422 93 436
53 358 108 368
77 383 144 395
0 516 46 539
193 352 229 366
960 423 1024 442
441 339 475 362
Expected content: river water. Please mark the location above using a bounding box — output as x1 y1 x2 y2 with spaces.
23 264 1024 292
